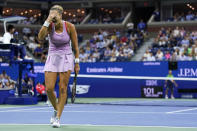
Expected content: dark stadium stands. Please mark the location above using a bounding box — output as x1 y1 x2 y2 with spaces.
87 8 128 24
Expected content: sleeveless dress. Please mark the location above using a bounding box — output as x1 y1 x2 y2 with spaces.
44 21 74 72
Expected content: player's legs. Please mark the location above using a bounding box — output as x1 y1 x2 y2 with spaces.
45 72 58 110
57 71 71 119
165 87 169 99
170 87 175 99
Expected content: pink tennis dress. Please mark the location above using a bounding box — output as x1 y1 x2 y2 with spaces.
44 21 74 72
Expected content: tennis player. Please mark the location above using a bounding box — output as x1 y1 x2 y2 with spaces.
38 5 80 128
164 70 178 99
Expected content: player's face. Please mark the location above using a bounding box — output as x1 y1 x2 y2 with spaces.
50 10 62 25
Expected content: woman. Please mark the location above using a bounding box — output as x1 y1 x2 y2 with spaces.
38 5 80 128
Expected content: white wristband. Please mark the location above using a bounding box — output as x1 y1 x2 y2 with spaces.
43 21 50 28
75 58 80 63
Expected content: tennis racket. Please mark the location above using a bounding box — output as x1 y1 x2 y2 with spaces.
71 72 77 104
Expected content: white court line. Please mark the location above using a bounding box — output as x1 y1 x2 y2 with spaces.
0 106 29 109
0 123 196 129
0 105 91 112
0 105 85 111
2 110 197 115
166 107 197 114
0 107 52 112
71 74 197 81
0 110 165 114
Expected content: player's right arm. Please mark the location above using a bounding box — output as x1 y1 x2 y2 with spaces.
38 11 55 40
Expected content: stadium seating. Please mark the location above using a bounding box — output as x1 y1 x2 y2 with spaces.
79 29 144 62
143 27 197 61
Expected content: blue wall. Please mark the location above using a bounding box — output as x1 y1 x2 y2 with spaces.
0 61 197 98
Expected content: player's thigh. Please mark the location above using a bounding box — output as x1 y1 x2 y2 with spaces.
45 72 58 91
59 71 71 88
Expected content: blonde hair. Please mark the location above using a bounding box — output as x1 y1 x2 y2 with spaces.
50 5 63 14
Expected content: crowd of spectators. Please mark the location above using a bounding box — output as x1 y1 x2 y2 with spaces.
152 10 197 22
79 29 144 62
17 16 42 25
167 11 197 22
0 23 84 63
142 26 197 61
0 69 46 97
21 28 48 62
0 70 16 89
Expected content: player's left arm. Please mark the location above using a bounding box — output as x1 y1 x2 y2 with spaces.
173 80 178 87
67 22 80 74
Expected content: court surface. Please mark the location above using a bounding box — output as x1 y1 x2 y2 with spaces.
0 98 197 131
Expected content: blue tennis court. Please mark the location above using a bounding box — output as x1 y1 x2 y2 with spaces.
0 98 197 131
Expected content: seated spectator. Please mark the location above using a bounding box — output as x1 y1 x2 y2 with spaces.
41 51 47 63
36 82 46 95
178 12 185 21
156 49 164 61
103 46 112 61
90 41 97 50
27 36 39 53
79 49 88 62
143 50 151 60
123 45 134 59
170 52 178 61
92 49 100 62
187 53 193 61
0 70 15 89
179 53 188 61
186 11 194 21
117 49 126 62
180 27 186 37
33 44 43 57
84 46 91 56
146 53 156 61
22 73 33 94
109 53 117 62
86 54 96 62
165 51 171 60
173 26 180 37
96 39 105 49
181 36 190 46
